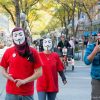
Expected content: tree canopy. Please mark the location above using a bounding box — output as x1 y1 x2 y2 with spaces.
0 0 98 36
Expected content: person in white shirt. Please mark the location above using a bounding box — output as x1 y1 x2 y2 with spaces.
69 37 75 49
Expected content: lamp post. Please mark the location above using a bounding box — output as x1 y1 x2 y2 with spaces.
20 12 32 45
20 12 28 36
20 12 27 29
78 14 85 61
20 12 27 22
67 20 73 37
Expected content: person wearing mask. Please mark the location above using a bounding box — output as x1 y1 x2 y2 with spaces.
84 32 100 100
36 38 67 100
0 27 42 100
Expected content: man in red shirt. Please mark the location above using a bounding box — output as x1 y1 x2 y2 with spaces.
0 27 42 100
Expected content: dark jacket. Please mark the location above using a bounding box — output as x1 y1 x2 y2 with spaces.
57 40 71 53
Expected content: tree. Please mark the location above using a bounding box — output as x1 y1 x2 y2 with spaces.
55 0 98 37
0 0 16 25
0 0 98 38
0 0 40 37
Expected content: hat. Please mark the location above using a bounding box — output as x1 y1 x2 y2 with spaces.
12 27 23 33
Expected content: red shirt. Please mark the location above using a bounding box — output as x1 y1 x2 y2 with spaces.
36 52 64 92
0 46 42 96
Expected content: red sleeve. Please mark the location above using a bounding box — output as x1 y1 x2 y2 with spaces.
0 49 9 69
33 49 43 69
55 52 64 71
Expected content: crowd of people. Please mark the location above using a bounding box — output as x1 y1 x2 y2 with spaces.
1 26 100 100
0 27 67 100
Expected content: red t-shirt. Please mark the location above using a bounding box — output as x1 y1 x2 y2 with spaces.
36 52 64 92
0 46 42 96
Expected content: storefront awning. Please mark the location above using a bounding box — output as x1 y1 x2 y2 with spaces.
84 31 98 36
92 31 97 36
83 32 90 37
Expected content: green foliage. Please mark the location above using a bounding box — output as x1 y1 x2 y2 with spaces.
0 0 99 36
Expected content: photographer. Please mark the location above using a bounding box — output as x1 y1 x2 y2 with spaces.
84 31 100 100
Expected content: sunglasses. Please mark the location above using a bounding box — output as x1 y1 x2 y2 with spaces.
61 36 65 38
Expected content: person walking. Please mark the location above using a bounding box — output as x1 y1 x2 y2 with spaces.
69 37 75 56
0 27 42 100
84 31 100 100
36 38 67 100
69 37 75 49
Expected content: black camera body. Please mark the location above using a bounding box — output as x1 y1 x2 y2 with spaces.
98 40 100 45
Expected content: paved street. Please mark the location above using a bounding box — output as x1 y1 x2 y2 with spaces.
56 61 91 100
0 60 91 100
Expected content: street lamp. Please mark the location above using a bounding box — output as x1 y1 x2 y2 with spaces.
67 20 73 36
20 12 32 45
20 12 28 34
20 12 27 22
78 14 86 61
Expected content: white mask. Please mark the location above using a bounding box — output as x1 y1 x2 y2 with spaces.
12 30 25 45
43 38 52 51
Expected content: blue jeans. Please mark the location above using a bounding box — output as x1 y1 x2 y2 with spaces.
5 94 34 100
38 92 57 100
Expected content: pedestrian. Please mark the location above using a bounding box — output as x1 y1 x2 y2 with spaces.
0 27 42 100
69 37 75 55
57 34 71 59
84 38 89 48
39 39 44 52
84 31 100 100
36 38 67 100
69 37 75 49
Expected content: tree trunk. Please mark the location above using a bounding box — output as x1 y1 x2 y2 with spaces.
13 0 20 27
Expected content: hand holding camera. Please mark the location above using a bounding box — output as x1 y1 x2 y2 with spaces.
97 33 100 45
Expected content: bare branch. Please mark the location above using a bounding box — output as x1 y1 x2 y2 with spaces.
19 0 24 12
0 3 16 25
26 0 39 13
82 3 92 22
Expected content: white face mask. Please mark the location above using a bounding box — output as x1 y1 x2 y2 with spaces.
43 38 52 51
12 30 25 45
